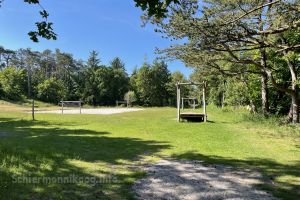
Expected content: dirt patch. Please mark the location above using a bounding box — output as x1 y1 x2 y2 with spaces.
132 159 277 200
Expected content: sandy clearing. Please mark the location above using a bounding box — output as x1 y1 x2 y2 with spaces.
33 108 144 115
133 159 277 200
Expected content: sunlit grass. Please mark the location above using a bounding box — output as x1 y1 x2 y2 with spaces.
0 104 299 199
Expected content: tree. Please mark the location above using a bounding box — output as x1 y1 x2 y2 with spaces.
0 67 27 100
55 49 77 99
109 58 129 103
82 55 130 106
133 60 172 106
82 51 103 105
134 62 153 106
134 0 179 18
37 77 66 103
151 60 171 106
145 0 300 122
87 51 101 69
167 71 188 106
0 47 15 68
124 91 137 106
110 57 125 70
39 49 56 78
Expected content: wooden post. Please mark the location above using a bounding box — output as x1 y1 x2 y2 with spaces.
32 99 35 121
222 80 226 109
79 101 82 114
61 101 64 114
193 99 196 110
181 98 184 110
203 81 207 122
177 83 181 122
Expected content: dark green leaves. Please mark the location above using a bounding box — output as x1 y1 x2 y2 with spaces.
28 21 57 43
24 0 40 4
22 0 57 42
39 10 49 18
134 0 180 18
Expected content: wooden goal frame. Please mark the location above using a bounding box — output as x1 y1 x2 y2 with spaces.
176 82 207 122
60 101 82 114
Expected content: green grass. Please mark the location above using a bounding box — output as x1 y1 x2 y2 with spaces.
0 105 299 199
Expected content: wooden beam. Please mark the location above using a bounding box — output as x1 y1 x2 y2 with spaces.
177 83 181 122
61 100 64 114
203 81 207 122
79 101 82 114
193 99 196 110
32 99 35 121
177 82 203 86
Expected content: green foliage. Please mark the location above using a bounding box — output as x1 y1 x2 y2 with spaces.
135 62 153 106
0 67 26 100
82 53 129 106
37 77 66 103
87 50 100 68
145 0 300 122
134 0 179 18
23 0 57 42
133 60 172 106
124 91 137 106
168 70 189 106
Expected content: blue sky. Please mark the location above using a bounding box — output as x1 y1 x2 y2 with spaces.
0 0 192 76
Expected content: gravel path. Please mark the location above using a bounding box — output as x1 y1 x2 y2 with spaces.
133 159 277 200
33 108 144 115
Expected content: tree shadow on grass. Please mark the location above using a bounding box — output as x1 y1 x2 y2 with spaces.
172 151 300 200
0 118 171 199
0 118 83 131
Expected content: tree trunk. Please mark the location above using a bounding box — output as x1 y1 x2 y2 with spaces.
221 80 226 108
288 64 299 123
283 45 299 123
290 92 299 123
259 43 270 116
261 72 270 116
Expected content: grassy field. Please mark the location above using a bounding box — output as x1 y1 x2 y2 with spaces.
0 103 299 199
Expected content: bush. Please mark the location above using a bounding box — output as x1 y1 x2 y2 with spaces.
0 67 27 100
37 77 66 103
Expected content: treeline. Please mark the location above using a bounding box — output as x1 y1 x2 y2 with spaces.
0 47 188 106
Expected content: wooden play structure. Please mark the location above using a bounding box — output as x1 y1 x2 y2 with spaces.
176 82 207 122
181 97 197 110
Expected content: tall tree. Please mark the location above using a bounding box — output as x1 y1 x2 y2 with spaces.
110 57 125 70
151 60 171 106
87 50 101 69
144 0 300 122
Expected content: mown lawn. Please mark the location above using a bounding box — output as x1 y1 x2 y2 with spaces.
0 106 299 199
